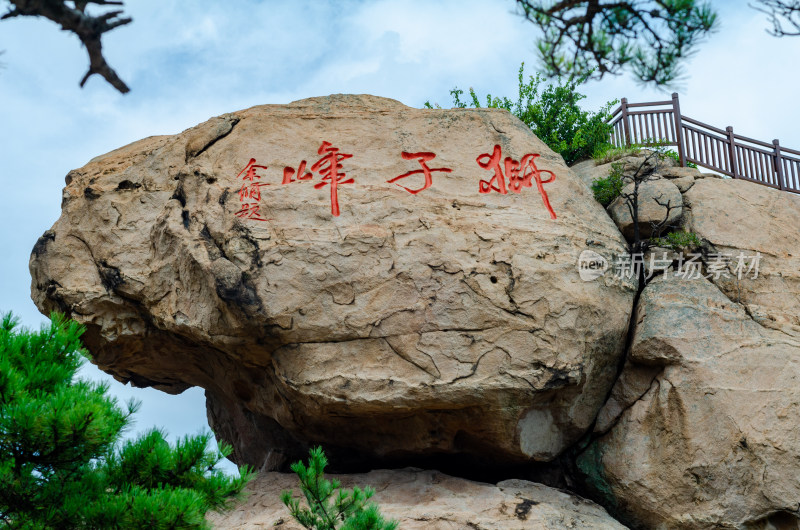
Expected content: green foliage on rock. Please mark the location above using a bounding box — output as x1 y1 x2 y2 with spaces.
659 148 699 169
593 143 698 169
591 162 625 206
0 312 253 529
426 63 616 165
592 144 645 165
651 230 702 251
281 447 399 530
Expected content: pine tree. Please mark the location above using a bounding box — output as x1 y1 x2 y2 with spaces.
281 447 398 530
0 312 254 529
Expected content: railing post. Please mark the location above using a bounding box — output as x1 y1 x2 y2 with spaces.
620 97 632 146
671 93 687 167
726 126 738 179
774 139 786 190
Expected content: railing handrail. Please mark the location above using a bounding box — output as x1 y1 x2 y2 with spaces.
608 93 800 194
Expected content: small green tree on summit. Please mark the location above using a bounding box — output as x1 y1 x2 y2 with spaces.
0 312 254 529
281 447 399 530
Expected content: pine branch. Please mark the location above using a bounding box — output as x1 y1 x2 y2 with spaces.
515 0 717 87
3 0 131 93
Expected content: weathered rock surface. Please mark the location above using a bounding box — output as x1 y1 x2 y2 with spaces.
565 155 800 528
569 159 603 189
582 273 800 529
659 165 704 179
672 175 695 193
684 178 800 336
608 178 683 240
208 468 628 530
30 94 634 471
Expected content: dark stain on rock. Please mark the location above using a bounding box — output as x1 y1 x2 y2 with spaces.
182 209 190 229
541 367 576 390
65 170 80 186
116 179 141 191
42 280 69 313
200 224 231 262
98 260 124 291
514 498 538 520
171 183 187 207
215 271 262 313
234 226 263 267
219 190 229 206
31 231 56 258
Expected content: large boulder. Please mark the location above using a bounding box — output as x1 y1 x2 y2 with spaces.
208 468 628 530
581 274 800 528
29 94 634 471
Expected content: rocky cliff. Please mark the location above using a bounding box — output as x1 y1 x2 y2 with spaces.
30 95 800 528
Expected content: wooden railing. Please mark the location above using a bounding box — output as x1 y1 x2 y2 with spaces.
608 93 800 194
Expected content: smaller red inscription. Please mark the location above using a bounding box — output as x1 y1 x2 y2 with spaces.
311 141 353 217
237 158 269 182
239 181 269 202
235 158 270 222
387 151 452 194
476 145 557 219
234 203 269 221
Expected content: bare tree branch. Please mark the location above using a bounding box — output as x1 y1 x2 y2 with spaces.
2 0 131 93
649 194 679 240
751 0 800 36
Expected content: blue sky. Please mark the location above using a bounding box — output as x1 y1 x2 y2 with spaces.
1 0 799 473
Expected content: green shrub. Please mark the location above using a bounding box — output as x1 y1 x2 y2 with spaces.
281 447 399 530
426 64 617 166
591 162 625 206
659 148 699 168
651 230 702 250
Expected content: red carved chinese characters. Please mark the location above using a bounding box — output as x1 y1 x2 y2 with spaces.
310 141 353 217
235 158 269 221
476 145 557 219
238 158 268 182
233 143 558 221
387 151 452 194
282 160 313 184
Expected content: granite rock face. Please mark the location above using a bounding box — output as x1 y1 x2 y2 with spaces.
568 156 800 529
30 94 634 471
683 177 800 337
207 468 629 530
582 275 800 529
